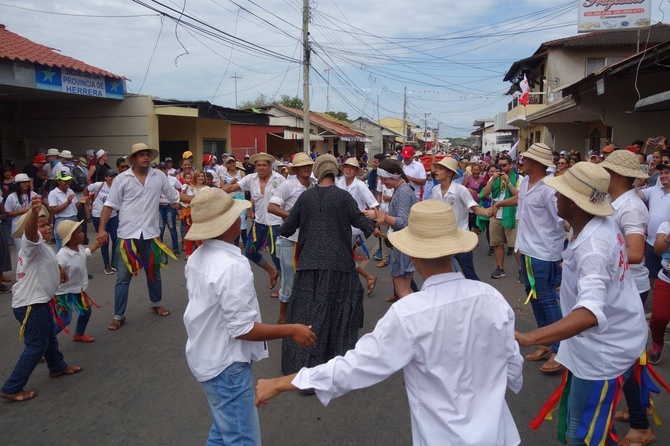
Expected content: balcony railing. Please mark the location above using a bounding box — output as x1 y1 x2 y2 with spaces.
508 94 543 111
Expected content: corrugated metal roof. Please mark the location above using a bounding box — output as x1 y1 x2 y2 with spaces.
275 105 366 138
0 23 123 79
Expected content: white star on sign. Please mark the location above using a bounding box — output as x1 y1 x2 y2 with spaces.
109 80 119 92
42 68 56 82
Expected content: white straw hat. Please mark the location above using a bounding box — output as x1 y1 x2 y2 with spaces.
599 150 649 179
126 143 158 165
522 143 554 167
14 173 30 183
388 199 478 258
185 188 251 241
339 157 360 170
249 153 276 165
56 220 83 246
289 152 314 173
543 162 613 216
433 157 461 178
12 205 50 238
59 150 73 159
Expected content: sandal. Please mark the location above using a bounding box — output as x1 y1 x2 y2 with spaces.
107 317 126 330
618 429 657 446
540 358 564 373
525 346 551 361
386 296 400 303
150 305 170 317
367 277 377 296
270 291 279 298
615 407 655 422
0 390 37 402
269 269 279 289
49 365 83 378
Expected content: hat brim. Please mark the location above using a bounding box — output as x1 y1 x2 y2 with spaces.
388 225 478 259
249 153 275 165
289 161 314 174
602 164 649 179
523 152 555 168
433 162 461 179
339 162 359 170
185 199 251 241
60 220 84 246
126 148 159 165
12 206 50 238
543 175 613 217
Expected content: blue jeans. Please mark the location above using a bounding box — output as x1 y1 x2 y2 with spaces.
54 295 92 337
113 238 163 319
54 215 78 251
276 237 296 303
244 222 280 271
1 303 68 395
568 375 619 446
454 250 480 281
521 255 563 353
158 204 179 251
200 362 261 446
92 215 119 267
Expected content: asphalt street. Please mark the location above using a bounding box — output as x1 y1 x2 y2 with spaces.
1 232 669 446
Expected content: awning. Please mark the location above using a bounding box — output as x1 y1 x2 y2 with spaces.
283 130 324 141
635 90 670 112
339 136 368 142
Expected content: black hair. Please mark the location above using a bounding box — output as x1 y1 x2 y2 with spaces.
116 157 126 168
499 155 513 164
378 159 415 191
632 139 645 147
373 153 385 161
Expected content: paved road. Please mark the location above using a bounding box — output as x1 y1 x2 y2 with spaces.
1 234 669 445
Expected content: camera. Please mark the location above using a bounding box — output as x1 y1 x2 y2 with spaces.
495 164 502 171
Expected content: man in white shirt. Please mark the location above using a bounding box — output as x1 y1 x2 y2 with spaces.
516 162 647 446
268 153 314 325
183 187 315 446
48 171 80 251
400 146 426 200
97 143 191 331
222 153 285 295
255 199 523 446
639 162 670 286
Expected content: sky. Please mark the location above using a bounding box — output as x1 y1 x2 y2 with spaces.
1 0 668 136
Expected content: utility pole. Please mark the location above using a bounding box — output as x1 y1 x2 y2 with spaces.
423 112 431 150
402 86 407 145
231 73 242 108
302 0 311 153
325 68 331 112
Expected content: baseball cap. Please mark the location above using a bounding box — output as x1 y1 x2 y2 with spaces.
183 151 194 159
165 157 173 162
401 146 414 159
105 169 119 177
33 154 47 163
158 162 168 169
602 145 616 154
56 171 73 181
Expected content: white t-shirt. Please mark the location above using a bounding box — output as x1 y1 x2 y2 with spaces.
431 181 478 231
5 192 38 234
48 187 78 218
336 177 379 210
655 221 670 285
160 175 182 205
269 177 309 243
12 233 60 308
402 160 426 199
56 245 92 294
376 181 394 213
641 185 670 245
87 181 117 218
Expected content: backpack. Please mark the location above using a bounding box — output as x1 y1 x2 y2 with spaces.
70 166 88 192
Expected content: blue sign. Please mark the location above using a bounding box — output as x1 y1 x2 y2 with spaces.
35 63 124 100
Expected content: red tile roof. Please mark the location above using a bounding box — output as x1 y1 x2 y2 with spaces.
276 105 366 137
542 23 670 49
0 24 123 79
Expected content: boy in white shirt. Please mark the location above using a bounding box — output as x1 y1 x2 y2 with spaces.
255 199 523 445
53 220 101 343
183 187 315 445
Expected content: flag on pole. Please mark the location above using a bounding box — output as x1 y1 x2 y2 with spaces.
519 75 530 106
509 140 519 160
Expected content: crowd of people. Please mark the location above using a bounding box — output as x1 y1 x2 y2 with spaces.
2 138 670 446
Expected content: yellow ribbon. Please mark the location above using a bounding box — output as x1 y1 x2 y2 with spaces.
18 305 32 341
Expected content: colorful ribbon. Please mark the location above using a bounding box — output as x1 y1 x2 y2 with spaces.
523 255 537 304
119 238 177 281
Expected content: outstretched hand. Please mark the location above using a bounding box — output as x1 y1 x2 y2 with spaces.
291 324 316 348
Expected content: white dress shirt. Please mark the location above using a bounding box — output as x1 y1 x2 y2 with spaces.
641 184 670 245
431 181 478 231
48 187 78 218
237 171 285 226
56 246 92 294
515 176 564 261
655 221 670 285
556 217 647 380
376 181 394 213
104 167 180 239
610 189 650 293
183 239 268 382
336 177 379 210
12 233 60 308
402 160 426 199
293 273 523 446
269 177 309 242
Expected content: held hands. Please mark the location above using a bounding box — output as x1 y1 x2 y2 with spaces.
58 264 69 284
255 377 285 408
96 231 109 246
291 324 317 348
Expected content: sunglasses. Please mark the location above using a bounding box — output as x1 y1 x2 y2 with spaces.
118 164 129 170
498 163 508 167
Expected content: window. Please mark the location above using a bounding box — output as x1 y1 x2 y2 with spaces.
203 139 227 159
589 128 601 152
586 57 624 76
535 131 542 144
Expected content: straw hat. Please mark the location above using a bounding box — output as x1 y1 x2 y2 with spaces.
47 148 60 156
522 143 554 167
185 188 251 241
313 154 338 182
12 205 50 238
249 153 275 165
126 143 159 165
434 157 461 178
543 162 613 216
599 150 649 179
290 152 314 173
340 157 360 170
59 150 73 159
56 220 83 246
235 161 245 171
388 199 478 258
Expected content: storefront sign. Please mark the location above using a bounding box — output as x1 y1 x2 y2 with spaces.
35 64 124 100
578 0 651 33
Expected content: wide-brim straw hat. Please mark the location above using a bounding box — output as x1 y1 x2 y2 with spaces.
12 205 50 238
185 187 251 241
600 149 649 179
235 161 245 171
126 143 159 165
339 157 360 170
388 199 478 258
522 143 554 167
543 162 613 216
434 157 461 178
249 153 276 165
57 220 83 246
290 152 314 173
313 154 339 182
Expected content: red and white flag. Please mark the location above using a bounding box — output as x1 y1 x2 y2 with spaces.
519 75 530 106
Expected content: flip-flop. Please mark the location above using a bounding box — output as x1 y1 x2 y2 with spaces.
525 347 551 361
270 291 279 298
0 390 37 402
618 429 657 446
367 277 377 296
269 269 279 289
49 365 83 378
150 306 170 317
539 358 563 373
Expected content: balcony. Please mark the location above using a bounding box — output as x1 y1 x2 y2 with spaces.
506 94 546 128
507 94 543 111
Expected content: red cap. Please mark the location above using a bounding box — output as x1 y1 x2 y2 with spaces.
33 154 46 163
401 146 414 159
203 154 214 165
625 145 638 153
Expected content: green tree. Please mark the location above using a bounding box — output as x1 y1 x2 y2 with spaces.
238 93 271 109
277 94 304 109
324 111 350 122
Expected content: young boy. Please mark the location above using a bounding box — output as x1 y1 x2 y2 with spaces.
182 187 316 445
255 199 524 445
0 196 82 402
53 220 101 343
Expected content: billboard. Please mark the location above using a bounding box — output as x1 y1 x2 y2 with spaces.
578 0 651 33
